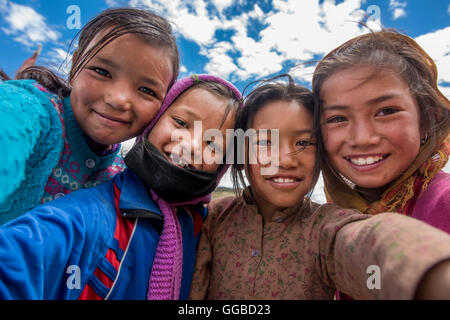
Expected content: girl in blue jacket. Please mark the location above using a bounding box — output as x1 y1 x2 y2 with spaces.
0 8 179 224
0 74 242 300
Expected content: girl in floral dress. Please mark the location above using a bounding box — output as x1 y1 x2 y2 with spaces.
189 77 450 300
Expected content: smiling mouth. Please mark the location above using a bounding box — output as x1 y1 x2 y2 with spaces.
167 153 195 169
268 177 300 183
265 176 303 190
344 154 390 166
94 110 130 124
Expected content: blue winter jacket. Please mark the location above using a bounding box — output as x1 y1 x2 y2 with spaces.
0 169 206 299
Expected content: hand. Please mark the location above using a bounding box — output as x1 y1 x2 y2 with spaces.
415 259 450 299
14 45 42 79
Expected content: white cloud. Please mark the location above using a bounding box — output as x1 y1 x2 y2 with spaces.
202 41 238 78
439 85 450 99
227 0 370 80
415 26 450 88
210 0 233 15
130 0 222 45
392 7 406 19
0 1 60 47
289 63 316 84
126 0 447 89
248 4 264 20
105 0 126 6
40 47 72 79
389 0 407 20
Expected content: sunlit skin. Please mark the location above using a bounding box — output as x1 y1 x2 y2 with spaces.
148 87 235 172
246 100 316 222
320 66 422 201
70 32 174 154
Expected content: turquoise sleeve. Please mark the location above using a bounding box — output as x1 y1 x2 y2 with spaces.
0 80 63 220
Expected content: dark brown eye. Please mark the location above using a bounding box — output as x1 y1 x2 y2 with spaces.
326 116 347 124
139 87 156 97
376 107 399 116
91 67 110 78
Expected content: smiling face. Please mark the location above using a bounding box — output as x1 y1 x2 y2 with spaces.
70 33 173 152
147 87 235 172
320 66 421 196
246 99 316 214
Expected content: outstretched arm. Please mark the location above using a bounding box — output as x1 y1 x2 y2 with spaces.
311 207 450 299
0 186 110 300
0 80 63 220
415 259 450 299
0 205 83 299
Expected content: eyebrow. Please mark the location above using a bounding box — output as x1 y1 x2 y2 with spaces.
94 57 119 69
255 129 313 135
366 93 402 105
177 105 202 120
322 104 348 112
292 129 313 135
323 93 402 111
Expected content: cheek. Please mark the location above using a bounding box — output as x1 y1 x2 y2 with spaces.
71 72 95 101
147 125 164 146
321 125 340 152
247 164 263 187
304 151 317 169
148 117 174 144
322 139 344 170
136 103 163 127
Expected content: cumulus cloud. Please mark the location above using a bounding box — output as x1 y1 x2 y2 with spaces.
128 0 376 82
122 0 448 97
0 0 60 47
389 0 407 20
180 64 188 73
210 0 233 15
129 0 223 45
415 26 450 97
202 41 239 78
228 0 375 81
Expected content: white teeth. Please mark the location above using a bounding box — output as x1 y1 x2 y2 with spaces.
170 154 190 168
348 155 384 166
272 178 296 183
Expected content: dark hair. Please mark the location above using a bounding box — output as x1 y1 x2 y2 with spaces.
0 68 10 81
190 80 241 128
231 74 322 198
17 7 180 98
312 29 450 187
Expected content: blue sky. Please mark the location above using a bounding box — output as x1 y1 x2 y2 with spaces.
0 0 449 94
0 0 449 199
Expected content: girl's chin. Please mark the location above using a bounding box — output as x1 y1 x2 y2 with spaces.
269 197 305 209
88 138 120 153
348 178 389 190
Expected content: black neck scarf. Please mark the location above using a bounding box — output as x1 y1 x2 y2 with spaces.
124 139 219 203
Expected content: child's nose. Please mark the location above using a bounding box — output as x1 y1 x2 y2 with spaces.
348 119 381 147
278 144 298 169
105 83 133 111
173 130 202 163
